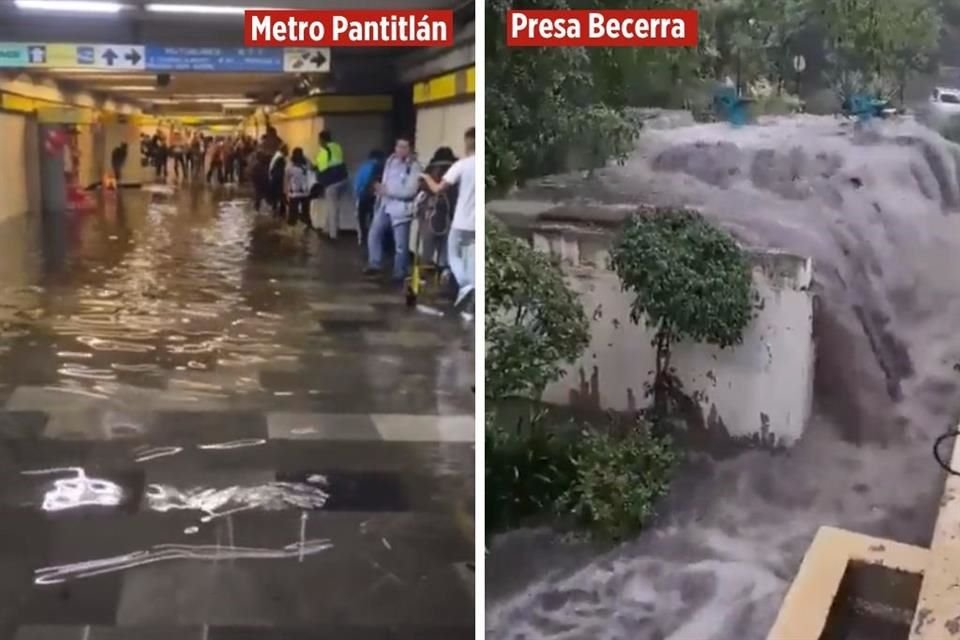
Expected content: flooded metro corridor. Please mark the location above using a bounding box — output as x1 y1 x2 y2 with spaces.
0 187 475 639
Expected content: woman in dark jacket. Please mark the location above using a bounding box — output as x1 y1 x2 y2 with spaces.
418 146 458 270
250 150 271 213
268 145 288 219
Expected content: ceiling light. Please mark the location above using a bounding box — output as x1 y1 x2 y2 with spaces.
15 0 125 12
145 3 252 14
147 97 255 105
170 94 249 100
195 97 254 104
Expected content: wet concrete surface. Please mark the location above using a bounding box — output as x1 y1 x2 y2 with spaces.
0 186 474 639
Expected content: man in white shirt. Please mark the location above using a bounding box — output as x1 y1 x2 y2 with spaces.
421 127 475 309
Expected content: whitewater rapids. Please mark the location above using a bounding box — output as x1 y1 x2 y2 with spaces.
486 114 960 639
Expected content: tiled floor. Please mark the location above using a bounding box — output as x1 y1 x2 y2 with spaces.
0 187 474 639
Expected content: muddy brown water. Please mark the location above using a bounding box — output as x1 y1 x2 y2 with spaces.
487 116 960 640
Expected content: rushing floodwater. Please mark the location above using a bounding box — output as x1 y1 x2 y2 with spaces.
487 115 960 640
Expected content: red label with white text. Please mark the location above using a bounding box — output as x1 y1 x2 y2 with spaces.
244 10 454 47
506 9 698 47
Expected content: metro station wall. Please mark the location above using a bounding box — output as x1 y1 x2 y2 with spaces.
103 121 148 185
322 114 391 172
74 125 100 189
275 114 391 176
414 100 474 161
0 111 37 221
275 117 319 160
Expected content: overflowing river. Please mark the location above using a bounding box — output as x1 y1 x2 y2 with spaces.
487 115 960 639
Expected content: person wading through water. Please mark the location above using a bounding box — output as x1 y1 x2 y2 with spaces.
420 127 476 311
364 135 421 284
286 147 313 229
353 149 385 256
269 144 289 220
110 142 128 185
313 130 349 240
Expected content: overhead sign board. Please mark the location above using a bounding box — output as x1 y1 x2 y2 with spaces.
0 43 145 70
283 48 331 73
94 45 145 69
144 46 282 72
0 43 27 67
0 43 327 73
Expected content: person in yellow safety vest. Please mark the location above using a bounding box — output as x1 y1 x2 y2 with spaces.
313 130 349 240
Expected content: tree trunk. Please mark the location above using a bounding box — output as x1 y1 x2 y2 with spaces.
653 329 671 418
736 55 742 96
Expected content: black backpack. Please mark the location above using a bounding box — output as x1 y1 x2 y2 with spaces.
420 152 458 234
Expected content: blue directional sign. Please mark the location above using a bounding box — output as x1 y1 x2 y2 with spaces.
144 46 283 72
76 46 95 65
0 44 27 67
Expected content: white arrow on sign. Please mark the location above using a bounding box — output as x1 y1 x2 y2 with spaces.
283 48 330 73
94 45 145 70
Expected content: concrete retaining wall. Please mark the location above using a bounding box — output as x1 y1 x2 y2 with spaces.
493 202 816 446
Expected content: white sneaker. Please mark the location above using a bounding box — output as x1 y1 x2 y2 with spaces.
454 285 475 309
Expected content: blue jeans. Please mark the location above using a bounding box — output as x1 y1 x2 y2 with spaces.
447 228 475 298
367 210 411 280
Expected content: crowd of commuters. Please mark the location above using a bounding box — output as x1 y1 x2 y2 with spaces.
140 131 257 185
132 122 475 311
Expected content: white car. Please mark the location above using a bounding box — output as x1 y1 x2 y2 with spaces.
925 87 960 130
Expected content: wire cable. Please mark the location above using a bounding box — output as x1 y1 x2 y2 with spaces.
933 430 960 476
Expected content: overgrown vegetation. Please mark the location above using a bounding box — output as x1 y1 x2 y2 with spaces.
486 411 677 539
485 215 590 400
559 424 677 539
610 210 753 418
485 215 678 539
485 412 576 533
487 0 948 190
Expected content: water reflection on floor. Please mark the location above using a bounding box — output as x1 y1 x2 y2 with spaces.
0 187 474 640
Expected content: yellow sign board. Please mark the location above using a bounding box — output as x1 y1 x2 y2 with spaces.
413 66 475 105
37 105 94 124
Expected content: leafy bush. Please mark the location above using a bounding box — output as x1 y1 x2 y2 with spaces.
485 0 697 191
560 426 677 539
565 104 644 174
486 413 678 539
610 209 753 417
485 413 576 533
486 215 590 400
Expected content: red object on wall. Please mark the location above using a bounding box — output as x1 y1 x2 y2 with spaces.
44 128 68 156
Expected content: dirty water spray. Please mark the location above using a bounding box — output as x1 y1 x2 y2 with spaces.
487 115 960 640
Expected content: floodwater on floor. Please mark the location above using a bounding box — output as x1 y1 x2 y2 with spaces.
0 186 475 640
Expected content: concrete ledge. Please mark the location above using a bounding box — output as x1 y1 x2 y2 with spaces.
491 204 816 446
911 430 960 639
768 526 928 640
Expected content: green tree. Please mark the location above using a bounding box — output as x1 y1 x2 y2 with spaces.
813 0 940 101
486 215 590 400
610 210 753 417
486 0 653 191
